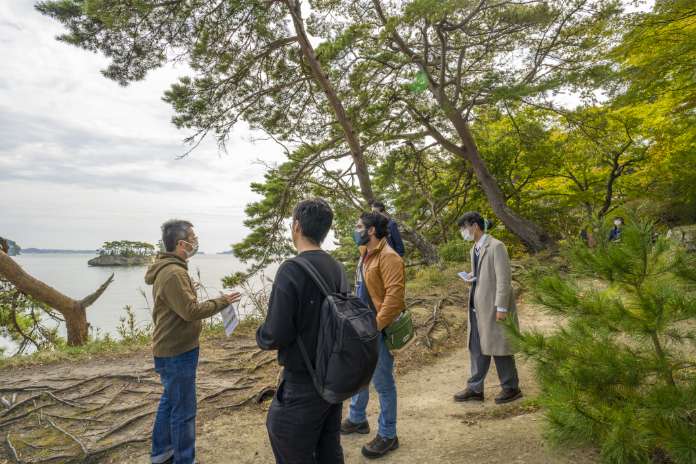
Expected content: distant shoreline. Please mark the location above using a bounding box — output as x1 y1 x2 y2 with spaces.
21 249 98 254
17 251 234 256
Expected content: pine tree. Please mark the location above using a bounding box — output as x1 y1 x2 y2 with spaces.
511 218 696 463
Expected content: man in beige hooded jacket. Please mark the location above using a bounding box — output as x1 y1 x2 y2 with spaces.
145 219 240 464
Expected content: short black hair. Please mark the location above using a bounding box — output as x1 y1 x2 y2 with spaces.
292 198 333 245
360 211 389 239
370 201 386 212
161 219 193 252
457 211 486 230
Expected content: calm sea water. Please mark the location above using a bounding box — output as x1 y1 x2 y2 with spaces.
8 253 276 346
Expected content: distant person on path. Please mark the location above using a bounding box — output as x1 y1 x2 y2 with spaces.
609 217 624 241
579 226 596 248
145 220 241 464
257 199 348 463
453 212 523 405
342 212 405 459
371 201 405 257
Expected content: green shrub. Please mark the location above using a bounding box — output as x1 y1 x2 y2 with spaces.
438 240 470 263
510 218 696 463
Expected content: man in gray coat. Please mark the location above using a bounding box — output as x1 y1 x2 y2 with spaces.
453 212 523 404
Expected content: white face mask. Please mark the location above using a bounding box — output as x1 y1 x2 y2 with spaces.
181 240 198 259
614 220 622 227
460 228 473 241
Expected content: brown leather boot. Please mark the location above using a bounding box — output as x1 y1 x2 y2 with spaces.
340 418 370 435
453 388 484 402
362 435 399 459
494 388 523 404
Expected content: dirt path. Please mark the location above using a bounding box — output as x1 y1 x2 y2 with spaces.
0 298 600 463
191 345 598 464
191 298 599 464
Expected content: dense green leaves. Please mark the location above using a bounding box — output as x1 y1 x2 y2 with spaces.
35 0 696 262
99 240 155 257
511 219 696 463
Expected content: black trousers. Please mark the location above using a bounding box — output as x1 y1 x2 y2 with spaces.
467 309 519 392
266 379 344 464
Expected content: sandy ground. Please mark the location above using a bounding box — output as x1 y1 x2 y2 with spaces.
0 296 600 464
191 345 599 464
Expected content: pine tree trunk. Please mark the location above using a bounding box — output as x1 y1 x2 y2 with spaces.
446 110 552 252
0 250 114 346
370 0 553 252
399 224 440 265
286 0 375 205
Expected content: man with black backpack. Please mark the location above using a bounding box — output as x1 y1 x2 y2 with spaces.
341 212 406 459
257 198 379 464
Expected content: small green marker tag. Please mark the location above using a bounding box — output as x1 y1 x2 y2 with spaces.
410 70 428 93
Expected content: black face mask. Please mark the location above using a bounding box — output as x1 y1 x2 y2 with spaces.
353 229 370 246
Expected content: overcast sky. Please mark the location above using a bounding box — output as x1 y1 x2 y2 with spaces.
0 1 286 253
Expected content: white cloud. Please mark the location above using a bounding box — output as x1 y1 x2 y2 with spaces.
0 1 285 253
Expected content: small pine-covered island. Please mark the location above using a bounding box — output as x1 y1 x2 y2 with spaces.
3 239 21 256
88 240 156 266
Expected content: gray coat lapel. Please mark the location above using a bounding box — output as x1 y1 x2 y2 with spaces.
477 235 491 269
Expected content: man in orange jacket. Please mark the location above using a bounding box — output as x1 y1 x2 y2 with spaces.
341 212 405 459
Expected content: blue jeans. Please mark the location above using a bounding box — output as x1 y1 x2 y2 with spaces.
151 347 199 464
349 335 397 439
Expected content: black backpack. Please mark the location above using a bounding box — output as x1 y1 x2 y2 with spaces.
291 256 380 404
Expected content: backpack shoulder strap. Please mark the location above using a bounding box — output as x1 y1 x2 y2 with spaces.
289 256 333 297
338 263 349 295
287 256 340 395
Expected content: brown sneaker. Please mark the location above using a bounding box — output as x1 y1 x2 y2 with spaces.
340 418 370 435
495 388 523 404
453 388 484 402
362 435 399 459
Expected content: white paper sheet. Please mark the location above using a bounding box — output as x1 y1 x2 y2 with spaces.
457 271 477 283
220 302 240 337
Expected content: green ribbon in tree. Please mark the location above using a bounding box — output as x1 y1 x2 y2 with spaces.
409 70 428 93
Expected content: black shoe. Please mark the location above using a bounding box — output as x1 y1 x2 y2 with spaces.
340 418 370 435
495 388 523 404
453 388 484 402
362 435 399 459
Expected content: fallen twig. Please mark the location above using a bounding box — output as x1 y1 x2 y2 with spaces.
6 433 20 463
64 384 111 401
405 298 426 309
1 393 44 417
251 357 276 372
200 385 252 402
43 413 105 423
216 393 258 410
122 387 157 396
46 392 85 410
0 404 51 428
97 384 128 411
46 417 88 457
96 400 152 417
424 298 446 349
97 409 156 442
211 367 246 374
86 436 148 460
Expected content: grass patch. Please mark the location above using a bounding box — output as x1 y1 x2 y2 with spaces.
0 316 263 370
406 263 468 295
0 334 151 369
449 396 542 424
